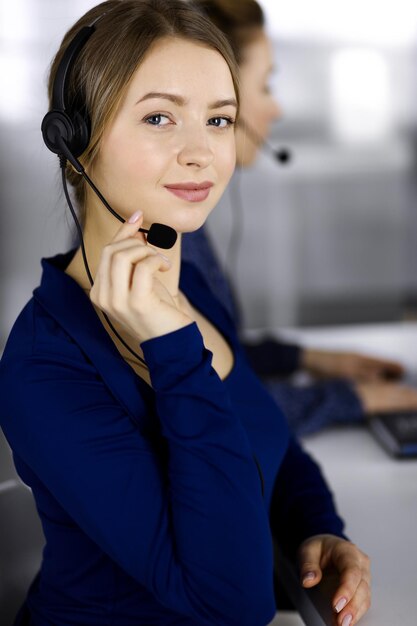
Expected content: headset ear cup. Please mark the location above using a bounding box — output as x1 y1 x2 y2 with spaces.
71 110 91 158
41 109 90 159
41 110 75 156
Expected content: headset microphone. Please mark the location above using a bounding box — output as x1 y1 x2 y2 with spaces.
238 118 292 165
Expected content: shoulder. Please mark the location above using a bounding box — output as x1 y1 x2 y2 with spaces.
0 297 100 429
1 295 89 370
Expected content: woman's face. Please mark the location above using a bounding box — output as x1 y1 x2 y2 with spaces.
236 30 281 166
91 37 237 233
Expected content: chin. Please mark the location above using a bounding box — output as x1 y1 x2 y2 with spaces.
169 194 225 233
175 213 210 234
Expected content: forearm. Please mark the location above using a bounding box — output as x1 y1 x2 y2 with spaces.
269 437 348 559
143 323 276 625
243 338 302 377
262 378 364 437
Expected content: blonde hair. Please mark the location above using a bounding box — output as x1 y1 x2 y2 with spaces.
47 0 240 222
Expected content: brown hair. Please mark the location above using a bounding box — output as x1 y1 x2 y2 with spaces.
47 0 240 220
191 0 265 64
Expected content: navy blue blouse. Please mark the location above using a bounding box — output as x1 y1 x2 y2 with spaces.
0 250 346 626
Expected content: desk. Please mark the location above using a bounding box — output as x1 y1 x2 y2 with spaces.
262 322 417 626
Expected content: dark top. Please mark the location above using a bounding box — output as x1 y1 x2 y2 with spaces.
182 227 363 436
0 250 346 626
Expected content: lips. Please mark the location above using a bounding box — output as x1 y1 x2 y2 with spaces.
164 181 214 203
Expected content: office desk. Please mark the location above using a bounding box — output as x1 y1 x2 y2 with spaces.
261 322 417 626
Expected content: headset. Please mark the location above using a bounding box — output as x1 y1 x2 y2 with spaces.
41 15 177 367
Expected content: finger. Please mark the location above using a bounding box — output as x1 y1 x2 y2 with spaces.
381 361 405 379
111 209 147 245
336 579 371 626
92 240 152 304
130 253 172 304
110 245 164 310
332 562 363 616
363 357 404 379
298 539 324 587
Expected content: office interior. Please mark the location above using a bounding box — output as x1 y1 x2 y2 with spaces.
1 1 417 340
1 1 417 625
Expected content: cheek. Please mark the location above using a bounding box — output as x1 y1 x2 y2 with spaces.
216 137 236 181
99 133 168 189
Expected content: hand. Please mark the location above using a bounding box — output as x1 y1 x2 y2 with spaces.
90 210 192 343
301 348 404 382
298 534 371 626
354 381 417 414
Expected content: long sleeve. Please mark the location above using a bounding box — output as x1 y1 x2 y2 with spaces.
243 338 302 377
269 437 348 559
262 378 364 437
0 322 276 626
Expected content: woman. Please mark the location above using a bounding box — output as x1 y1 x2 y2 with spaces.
182 0 417 435
0 1 370 625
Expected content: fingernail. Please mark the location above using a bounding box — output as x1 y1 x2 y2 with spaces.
302 572 316 584
128 210 142 224
334 597 348 613
342 615 352 626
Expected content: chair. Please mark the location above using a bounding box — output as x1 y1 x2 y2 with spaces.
0 431 44 626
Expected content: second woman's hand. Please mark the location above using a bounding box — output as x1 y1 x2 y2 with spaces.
301 348 404 382
89 210 192 343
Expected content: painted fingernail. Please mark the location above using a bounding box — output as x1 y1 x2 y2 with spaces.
342 614 352 626
302 572 316 584
128 210 143 224
334 597 348 613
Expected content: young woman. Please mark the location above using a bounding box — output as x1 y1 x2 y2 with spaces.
183 0 417 435
0 1 370 625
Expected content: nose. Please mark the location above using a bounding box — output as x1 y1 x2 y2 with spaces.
177 127 214 169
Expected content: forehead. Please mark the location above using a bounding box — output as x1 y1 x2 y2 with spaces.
124 37 236 105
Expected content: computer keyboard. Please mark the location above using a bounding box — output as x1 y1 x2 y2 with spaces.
370 412 417 457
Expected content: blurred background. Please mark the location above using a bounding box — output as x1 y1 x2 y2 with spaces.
1 0 417 346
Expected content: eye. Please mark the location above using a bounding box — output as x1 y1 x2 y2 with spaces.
143 113 171 127
208 116 235 129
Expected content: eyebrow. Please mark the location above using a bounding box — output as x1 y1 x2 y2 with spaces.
136 92 237 109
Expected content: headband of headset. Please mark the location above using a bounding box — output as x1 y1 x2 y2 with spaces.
41 15 105 159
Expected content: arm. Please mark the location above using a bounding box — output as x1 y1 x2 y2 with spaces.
1 323 275 626
301 347 404 381
243 338 302 377
269 439 371 626
262 379 364 437
269 437 347 559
